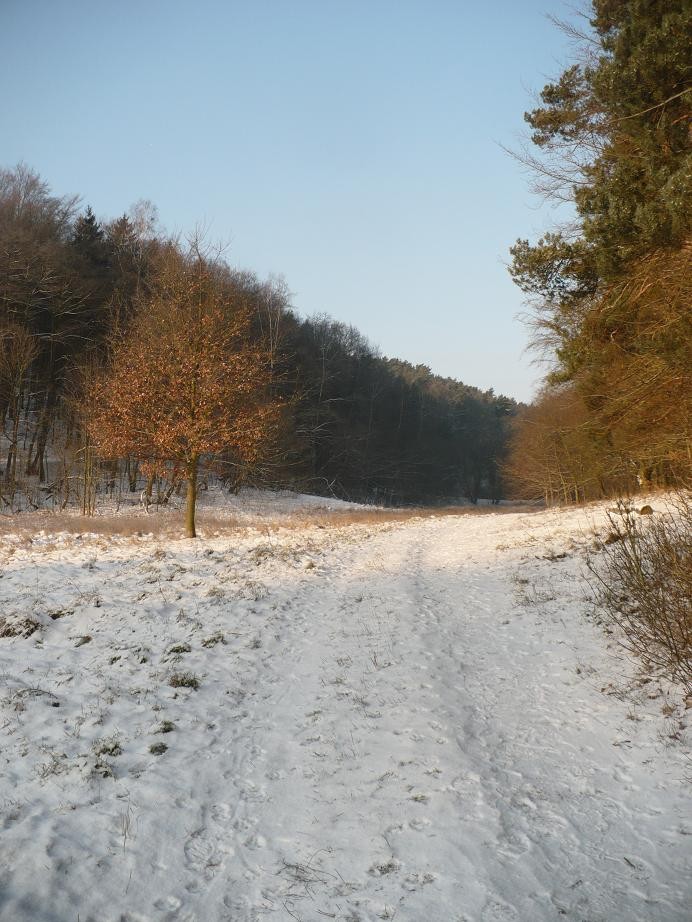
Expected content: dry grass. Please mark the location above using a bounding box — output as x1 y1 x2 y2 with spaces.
0 501 540 543
283 505 511 528
0 511 190 540
0 615 41 638
169 671 200 690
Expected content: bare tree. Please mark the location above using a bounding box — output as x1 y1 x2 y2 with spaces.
0 323 38 485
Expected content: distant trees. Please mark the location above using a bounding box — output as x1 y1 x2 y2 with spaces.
0 323 38 485
504 386 610 504
86 246 279 537
508 0 691 499
281 318 515 504
0 163 83 482
0 161 517 514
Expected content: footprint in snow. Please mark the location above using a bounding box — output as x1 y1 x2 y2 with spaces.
222 892 261 919
243 831 266 849
163 911 197 922
154 896 200 921
240 779 267 803
404 871 437 890
266 768 286 781
408 817 431 831
183 828 226 879
154 896 183 912
210 802 233 824
481 898 520 921
496 830 531 858
232 815 255 834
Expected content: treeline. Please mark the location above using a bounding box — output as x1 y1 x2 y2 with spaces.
0 164 515 510
505 0 691 503
281 320 514 504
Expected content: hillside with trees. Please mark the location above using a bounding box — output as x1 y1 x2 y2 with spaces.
1 6 691 921
506 0 691 502
0 164 515 513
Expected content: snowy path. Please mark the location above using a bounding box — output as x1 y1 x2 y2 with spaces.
0 507 690 921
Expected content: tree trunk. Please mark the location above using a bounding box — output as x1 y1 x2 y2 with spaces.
27 384 57 481
186 456 198 538
5 382 23 485
127 457 138 492
82 431 96 516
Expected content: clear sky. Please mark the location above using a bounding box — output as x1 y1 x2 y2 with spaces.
0 0 580 402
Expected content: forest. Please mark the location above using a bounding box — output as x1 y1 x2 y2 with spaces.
0 165 515 518
505 0 691 502
0 5 690 919
1 2 689 518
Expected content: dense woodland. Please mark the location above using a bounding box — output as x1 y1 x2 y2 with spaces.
3 2 688 516
0 165 515 514
506 0 691 502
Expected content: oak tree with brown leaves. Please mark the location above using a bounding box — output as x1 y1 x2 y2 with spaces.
87 247 278 537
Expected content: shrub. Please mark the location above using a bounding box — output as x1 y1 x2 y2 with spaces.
588 496 691 692
93 737 122 757
166 642 191 656
169 671 200 690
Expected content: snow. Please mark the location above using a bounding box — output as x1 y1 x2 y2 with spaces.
120 486 371 521
0 496 690 921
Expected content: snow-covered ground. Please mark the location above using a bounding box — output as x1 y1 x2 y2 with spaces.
0 496 689 921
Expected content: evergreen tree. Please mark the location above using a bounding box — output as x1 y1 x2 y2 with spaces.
509 0 691 491
72 206 106 263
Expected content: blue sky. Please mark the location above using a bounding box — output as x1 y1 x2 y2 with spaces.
0 0 581 402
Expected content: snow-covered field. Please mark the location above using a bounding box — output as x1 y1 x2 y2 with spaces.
0 495 690 921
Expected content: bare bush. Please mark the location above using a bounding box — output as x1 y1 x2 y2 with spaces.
588 496 692 693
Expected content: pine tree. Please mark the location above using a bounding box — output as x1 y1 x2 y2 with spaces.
72 206 107 267
509 0 691 490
